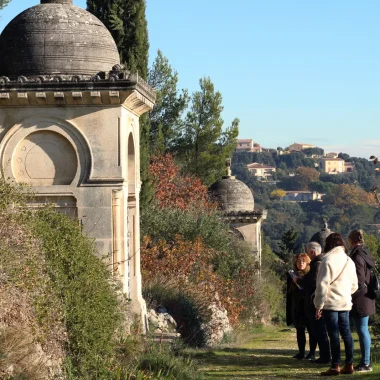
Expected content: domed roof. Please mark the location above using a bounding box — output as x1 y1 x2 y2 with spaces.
0 0 120 78
209 169 254 213
310 220 333 253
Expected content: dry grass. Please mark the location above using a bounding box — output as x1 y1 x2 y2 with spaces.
0 327 48 379
0 199 66 379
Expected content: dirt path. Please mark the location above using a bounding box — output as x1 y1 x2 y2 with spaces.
191 326 379 379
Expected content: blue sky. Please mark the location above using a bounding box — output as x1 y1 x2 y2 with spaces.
1 0 379 158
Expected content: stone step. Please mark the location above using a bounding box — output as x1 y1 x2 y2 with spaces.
149 332 181 343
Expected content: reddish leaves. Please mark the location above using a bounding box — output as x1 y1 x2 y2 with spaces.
149 154 215 210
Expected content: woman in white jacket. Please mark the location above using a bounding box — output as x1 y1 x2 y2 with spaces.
314 233 358 376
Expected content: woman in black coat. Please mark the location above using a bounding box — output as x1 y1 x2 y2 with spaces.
286 253 317 360
348 229 376 372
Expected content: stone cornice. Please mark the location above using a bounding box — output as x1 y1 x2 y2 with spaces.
221 209 268 225
0 68 156 107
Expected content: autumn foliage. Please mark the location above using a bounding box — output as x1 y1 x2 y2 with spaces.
324 184 374 208
142 154 256 329
149 153 215 210
141 235 254 326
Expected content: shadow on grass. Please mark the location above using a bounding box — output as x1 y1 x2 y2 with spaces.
194 348 380 380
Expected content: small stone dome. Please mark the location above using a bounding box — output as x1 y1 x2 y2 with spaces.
310 220 333 252
209 176 254 212
0 0 120 77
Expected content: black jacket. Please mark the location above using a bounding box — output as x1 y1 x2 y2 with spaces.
286 274 307 328
350 245 376 317
303 255 323 314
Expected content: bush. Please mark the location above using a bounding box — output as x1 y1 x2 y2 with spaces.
141 203 230 252
0 177 203 378
143 279 211 347
32 209 123 379
110 332 203 379
137 342 202 380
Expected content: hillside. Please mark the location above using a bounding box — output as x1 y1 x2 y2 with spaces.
232 149 380 255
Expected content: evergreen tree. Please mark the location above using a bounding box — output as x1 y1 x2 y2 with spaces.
0 0 11 10
148 50 189 154
87 0 152 208
179 77 239 185
278 228 299 262
86 0 148 78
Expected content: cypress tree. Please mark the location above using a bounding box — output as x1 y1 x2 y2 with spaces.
87 0 153 208
87 0 149 78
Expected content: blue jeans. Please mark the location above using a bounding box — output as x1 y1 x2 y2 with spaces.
324 310 354 365
353 316 371 365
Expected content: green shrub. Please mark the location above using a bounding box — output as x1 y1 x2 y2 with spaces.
141 203 230 252
137 342 202 380
141 202 255 287
31 209 123 379
143 279 211 347
0 178 202 378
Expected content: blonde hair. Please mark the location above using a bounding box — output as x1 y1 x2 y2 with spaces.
292 253 311 271
348 229 364 244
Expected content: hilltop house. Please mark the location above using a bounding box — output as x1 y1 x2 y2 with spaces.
236 139 262 153
282 191 324 202
319 158 355 174
247 163 276 180
325 152 339 158
288 143 316 152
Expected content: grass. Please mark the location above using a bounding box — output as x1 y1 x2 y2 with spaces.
188 326 380 379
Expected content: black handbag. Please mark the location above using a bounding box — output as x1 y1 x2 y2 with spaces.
367 267 380 300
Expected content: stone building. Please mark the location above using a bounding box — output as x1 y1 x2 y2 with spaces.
209 161 267 270
288 142 315 152
246 162 276 181
0 0 155 322
282 190 323 202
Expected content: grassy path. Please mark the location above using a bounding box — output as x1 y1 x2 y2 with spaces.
190 326 380 379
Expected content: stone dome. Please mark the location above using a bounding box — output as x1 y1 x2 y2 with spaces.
209 175 254 213
0 0 120 78
310 220 333 253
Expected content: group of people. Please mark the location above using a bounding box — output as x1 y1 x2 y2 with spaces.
286 229 376 376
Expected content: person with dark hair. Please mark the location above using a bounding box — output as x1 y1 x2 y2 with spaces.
304 242 331 364
286 253 317 360
314 233 358 376
348 229 375 372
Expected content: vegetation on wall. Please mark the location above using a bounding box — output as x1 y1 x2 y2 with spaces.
0 178 204 379
141 154 261 345
0 179 125 378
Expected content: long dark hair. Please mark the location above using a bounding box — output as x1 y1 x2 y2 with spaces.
324 232 348 254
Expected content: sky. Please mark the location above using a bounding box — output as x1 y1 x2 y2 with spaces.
1 0 379 159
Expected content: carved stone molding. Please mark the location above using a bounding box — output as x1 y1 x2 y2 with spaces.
0 71 155 109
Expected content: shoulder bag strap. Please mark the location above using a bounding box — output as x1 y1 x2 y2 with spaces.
331 257 349 285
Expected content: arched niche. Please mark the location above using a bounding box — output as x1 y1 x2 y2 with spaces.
13 131 78 186
0 116 92 186
127 132 135 194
